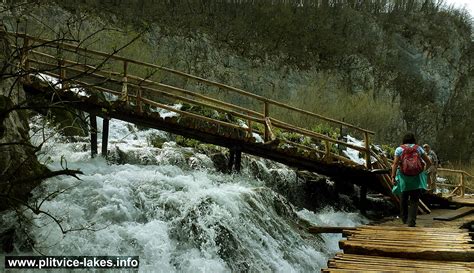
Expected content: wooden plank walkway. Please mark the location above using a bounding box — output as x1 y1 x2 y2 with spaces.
325 253 474 272
452 196 474 207
433 206 474 221
324 224 474 272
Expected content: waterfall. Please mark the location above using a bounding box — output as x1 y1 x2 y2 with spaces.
0 116 368 272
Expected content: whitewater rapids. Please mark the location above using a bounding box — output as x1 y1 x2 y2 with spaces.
0 116 368 272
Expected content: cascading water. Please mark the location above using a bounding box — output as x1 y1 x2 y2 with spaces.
0 115 368 272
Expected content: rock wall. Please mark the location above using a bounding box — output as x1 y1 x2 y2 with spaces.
144 22 473 162
0 28 45 211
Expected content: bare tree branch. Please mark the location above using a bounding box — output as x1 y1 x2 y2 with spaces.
0 141 37 148
9 169 83 185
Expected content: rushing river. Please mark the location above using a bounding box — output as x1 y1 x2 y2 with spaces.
1 116 368 272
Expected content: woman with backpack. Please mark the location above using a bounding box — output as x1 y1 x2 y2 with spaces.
390 133 432 227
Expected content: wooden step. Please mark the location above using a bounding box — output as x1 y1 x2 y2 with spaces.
335 253 473 267
356 225 468 232
329 259 473 270
307 226 356 234
348 234 472 243
433 206 474 221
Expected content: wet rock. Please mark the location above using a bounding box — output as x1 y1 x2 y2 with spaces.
0 228 14 253
209 152 229 173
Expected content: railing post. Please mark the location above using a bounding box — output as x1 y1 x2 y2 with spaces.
324 140 332 162
264 101 269 141
137 87 143 113
58 59 68 91
460 173 465 197
364 132 371 169
247 111 252 138
121 61 128 102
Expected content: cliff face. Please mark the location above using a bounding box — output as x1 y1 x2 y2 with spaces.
0 29 45 211
8 0 474 162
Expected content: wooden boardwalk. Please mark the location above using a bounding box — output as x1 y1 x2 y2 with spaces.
323 211 474 272
326 253 474 272
452 196 474 207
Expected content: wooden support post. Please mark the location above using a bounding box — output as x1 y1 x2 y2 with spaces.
364 132 371 169
460 173 465 197
235 149 242 173
121 61 129 102
90 114 98 158
101 118 109 158
228 149 235 172
263 101 269 141
360 185 367 215
228 147 242 172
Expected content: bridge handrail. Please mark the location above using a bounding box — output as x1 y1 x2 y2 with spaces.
26 52 265 120
437 168 472 197
438 168 473 177
31 56 369 153
4 30 375 135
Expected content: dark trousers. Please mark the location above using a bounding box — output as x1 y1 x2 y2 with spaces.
400 189 422 227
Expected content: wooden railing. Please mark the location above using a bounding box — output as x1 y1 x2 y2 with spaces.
4 30 375 169
437 168 473 197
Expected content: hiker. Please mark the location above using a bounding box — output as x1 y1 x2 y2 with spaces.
391 133 431 227
423 144 439 193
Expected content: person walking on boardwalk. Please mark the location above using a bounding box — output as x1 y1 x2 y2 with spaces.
423 144 439 193
390 133 431 227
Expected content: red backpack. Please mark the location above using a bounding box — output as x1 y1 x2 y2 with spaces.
400 144 424 176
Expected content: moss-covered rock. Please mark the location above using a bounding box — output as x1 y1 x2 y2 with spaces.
146 132 167 148
175 135 202 148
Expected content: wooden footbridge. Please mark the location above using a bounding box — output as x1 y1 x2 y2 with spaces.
4 30 395 192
